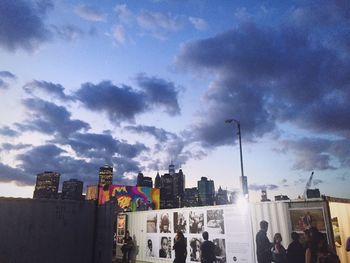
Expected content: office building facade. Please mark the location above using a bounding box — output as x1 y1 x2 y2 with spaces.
33 171 60 199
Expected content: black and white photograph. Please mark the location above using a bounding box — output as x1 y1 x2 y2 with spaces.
159 212 172 233
174 211 188 233
207 209 225 234
159 236 172 259
189 237 202 262
213 238 226 263
145 235 157 258
189 211 204 234
146 213 157 233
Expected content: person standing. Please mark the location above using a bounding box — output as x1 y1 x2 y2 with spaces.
256 220 272 263
287 232 305 263
200 231 215 263
271 233 287 263
122 230 133 263
173 231 187 263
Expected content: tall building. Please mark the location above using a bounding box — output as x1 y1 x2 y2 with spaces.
183 187 198 207
136 172 153 187
160 173 174 209
197 177 215 206
33 171 60 199
216 186 228 205
173 168 185 206
62 179 83 200
154 172 161 188
85 185 98 200
98 165 113 187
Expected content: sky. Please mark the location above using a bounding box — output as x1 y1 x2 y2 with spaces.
0 0 349 202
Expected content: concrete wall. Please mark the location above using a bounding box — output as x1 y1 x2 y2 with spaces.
0 197 114 263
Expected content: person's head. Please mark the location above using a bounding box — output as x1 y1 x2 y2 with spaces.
161 237 168 251
291 232 299 242
148 239 152 250
202 231 209 241
260 220 268 232
176 230 184 241
190 238 200 252
161 214 170 232
274 233 282 244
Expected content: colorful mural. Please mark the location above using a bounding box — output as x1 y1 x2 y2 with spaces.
99 185 160 211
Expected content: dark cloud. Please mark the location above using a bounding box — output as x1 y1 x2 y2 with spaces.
76 78 181 123
112 157 140 185
15 144 101 185
0 126 19 137
249 183 279 191
76 81 146 123
281 138 350 171
0 162 31 185
54 132 149 162
176 2 350 150
0 0 52 52
1 143 31 151
23 80 73 101
125 125 176 142
17 98 90 137
136 74 181 115
0 70 16 89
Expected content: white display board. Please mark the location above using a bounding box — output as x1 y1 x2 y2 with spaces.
126 204 255 263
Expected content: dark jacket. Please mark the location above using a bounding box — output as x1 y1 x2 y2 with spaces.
200 240 216 263
174 239 187 263
256 230 272 263
287 240 305 263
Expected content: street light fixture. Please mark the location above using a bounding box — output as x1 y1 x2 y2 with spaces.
225 118 249 199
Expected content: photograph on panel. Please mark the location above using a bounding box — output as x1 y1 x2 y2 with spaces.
159 236 172 259
213 238 226 263
207 209 225 234
145 235 158 257
174 211 188 233
146 213 157 233
160 212 172 233
189 211 204 233
189 237 202 262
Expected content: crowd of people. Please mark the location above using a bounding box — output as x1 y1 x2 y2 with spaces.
256 220 341 263
120 219 347 263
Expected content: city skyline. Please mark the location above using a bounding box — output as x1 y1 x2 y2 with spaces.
0 1 349 202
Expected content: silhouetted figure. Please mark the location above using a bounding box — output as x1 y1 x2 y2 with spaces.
200 231 215 263
346 236 350 252
256 220 272 263
122 230 133 263
173 231 187 263
305 227 321 263
271 233 287 263
287 232 305 263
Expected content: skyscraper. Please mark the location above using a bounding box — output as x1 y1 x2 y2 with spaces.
136 171 153 187
33 171 60 199
62 179 83 200
154 172 161 188
197 177 215 206
216 186 228 205
98 165 113 187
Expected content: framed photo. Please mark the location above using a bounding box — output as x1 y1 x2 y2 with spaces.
289 208 326 232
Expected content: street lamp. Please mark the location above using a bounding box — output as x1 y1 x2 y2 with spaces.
225 118 249 199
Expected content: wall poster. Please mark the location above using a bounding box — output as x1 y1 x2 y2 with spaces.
132 204 255 263
117 213 127 244
289 207 327 232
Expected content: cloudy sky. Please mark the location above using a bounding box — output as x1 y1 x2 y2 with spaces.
0 0 349 201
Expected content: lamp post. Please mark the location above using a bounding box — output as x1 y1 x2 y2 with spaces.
225 118 248 199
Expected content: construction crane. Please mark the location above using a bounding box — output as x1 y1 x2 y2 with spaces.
303 171 314 199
